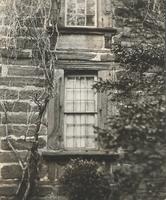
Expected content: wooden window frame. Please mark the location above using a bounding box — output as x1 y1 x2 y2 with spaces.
65 0 97 28
63 72 98 150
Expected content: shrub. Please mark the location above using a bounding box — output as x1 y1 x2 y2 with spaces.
59 159 111 200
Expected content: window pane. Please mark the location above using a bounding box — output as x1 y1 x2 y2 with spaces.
66 0 96 27
77 0 85 14
67 15 77 26
66 77 75 88
65 75 96 113
86 15 95 26
64 114 96 148
67 0 77 26
77 15 85 26
87 77 94 88
75 77 81 88
66 90 74 100
80 77 87 88
64 75 97 149
86 0 95 15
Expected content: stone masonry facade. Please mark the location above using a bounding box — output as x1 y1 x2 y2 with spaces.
0 0 165 199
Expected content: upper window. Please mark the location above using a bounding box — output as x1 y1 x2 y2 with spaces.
65 0 97 27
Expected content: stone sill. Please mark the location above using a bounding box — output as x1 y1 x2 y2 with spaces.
48 26 117 36
42 150 119 161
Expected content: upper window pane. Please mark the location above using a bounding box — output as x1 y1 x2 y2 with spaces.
65 76 97 113
66 0 97 27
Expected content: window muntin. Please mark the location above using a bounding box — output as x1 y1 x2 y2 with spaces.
65 0 97 27
64 75 97 149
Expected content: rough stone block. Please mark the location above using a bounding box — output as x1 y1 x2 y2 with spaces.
7 65 44 77
19 88 45 100
1 164 22 179
0 124 47 137
0 151 28 163
1 112 39 124
0 48 32 59
0 77 45 87
1 57 38 66
1 137 46 150
0 101 31 112
0 89 18 99
57 34 105 50
0 185 17 196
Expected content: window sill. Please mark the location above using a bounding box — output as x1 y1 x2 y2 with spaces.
42 150 119 161
47 26 117 36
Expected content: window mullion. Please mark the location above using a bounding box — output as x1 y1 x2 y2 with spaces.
85 0 87 26
76 0 78 26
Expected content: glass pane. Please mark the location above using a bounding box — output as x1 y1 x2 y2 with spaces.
66 125 74 137
75 77 81 88
67 14 77 26
81 90 88 100
77 0 85 14
87 115 95 124
87 90 94 100
65 102 74 112
86 137 96 148
77 15 85 26
86 125 94 136
80 124 86 136
67 0 77 26
65 75 96 112
66 138 74 148
80 77 87 88
66 90 74 100
75 90 81 100
87 77 94 88
86 101 95 112
86 15 95 26
86 0 95 15
80 138 85 147
66 77 75 88
64 114 96 148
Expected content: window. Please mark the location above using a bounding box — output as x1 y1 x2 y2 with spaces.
47 69 115 151
64 73 97 149
65 0 97 27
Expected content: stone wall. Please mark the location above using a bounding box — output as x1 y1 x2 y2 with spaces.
0 0 51 199
0 0 165 199
0 0 116 199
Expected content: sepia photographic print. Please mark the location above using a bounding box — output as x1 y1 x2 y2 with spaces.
0 0 165 199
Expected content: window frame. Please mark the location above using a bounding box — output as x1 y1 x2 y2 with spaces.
63 72 98 150
65 0 98 28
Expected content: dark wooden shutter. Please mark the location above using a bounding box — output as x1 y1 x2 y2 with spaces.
47 69 64 150
98 70 118 129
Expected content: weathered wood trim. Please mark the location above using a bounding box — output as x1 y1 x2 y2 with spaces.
47 69 64 150
48 26 117 36
56 61 119 71
42 150 119 161
55 51 115 61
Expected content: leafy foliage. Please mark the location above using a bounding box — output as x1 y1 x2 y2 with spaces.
59 159 111 200
94 0 165 199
